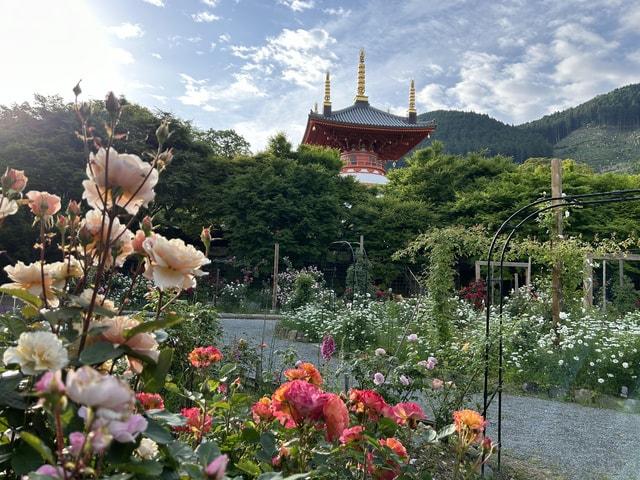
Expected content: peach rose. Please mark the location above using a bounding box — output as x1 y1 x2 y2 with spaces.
284 362 323 386
83 147 158 214
26 191 61 218
322 393 349 442
2 261 64 307
143 234 210 290
96 315 160 373
82 209 134 268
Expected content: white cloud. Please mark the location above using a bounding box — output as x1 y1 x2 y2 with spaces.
108 47 135 65
178 72 266 111
151 52 162 59
202 0 218 6
219 33 231 43
323 7 350 16
278 0 314 12
150 94 168 103
416 83 450 111
210 42 217 51
108 22 144 40
191 11 220 22
141 0 165 6
230 28 336 88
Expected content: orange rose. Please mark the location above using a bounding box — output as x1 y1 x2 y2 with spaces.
284 362 323 386
322 393 349 442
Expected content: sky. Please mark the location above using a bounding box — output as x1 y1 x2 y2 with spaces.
1 0 639 151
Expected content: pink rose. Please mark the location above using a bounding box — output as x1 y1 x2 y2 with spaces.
66 367 135 412
2 168 28 192
432 378 444 390
107 414 148 442
69 431 86 456
205 454 229 480
35 370 65 395
26 191 61 218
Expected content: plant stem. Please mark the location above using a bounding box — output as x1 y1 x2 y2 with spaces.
39 218 49 310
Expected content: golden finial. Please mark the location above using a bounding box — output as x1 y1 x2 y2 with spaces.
408 79 416 114
324 71 331 106
355 48 368 102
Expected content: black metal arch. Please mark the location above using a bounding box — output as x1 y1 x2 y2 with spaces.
482 188 640 475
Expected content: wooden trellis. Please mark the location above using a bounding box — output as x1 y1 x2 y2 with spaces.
583 253 640 309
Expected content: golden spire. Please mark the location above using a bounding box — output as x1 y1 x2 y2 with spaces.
355 48 368 102
408 79 416 114
324 71 331 106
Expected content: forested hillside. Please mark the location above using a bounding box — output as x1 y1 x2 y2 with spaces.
412 84 640 170
416 110 552 163
520 83 640 143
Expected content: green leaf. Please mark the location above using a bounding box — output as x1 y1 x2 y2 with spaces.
144 417 174 444
218 363 237 379
119 460 163 476
21 305 39 320
240 427 260 444
436 423 456 440
124 312 183 339
79 341 124 365
68 294 116 317
102 474 133 480
147 410 186 427
19 432 54 464
0 287 42 308
141 348 173 392
0 375 26 409
196 441 221 466
10 441 43 476
236 459 261 477
0 315 27 338
259 432 277 456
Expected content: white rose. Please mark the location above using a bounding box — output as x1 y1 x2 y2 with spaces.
66 366 135 412
0 196 18 219
83 147 158 215
135 438 159 459
143 234 210 290
3 331 68 374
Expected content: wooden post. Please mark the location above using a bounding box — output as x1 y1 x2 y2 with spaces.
619 259 624 287
272 243 280 312
475 261 481 283
526 257 532 286
583 254 593 308
359 235 364 252
551 158 563 341
214 267 220 306
514 272 519 292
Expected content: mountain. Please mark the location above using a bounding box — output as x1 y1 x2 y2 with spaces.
416 110 552 163
415 83 640 171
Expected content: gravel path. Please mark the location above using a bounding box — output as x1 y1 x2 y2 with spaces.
221 317 640 480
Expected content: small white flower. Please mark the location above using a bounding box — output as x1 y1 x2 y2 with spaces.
135 438 159 459
558 359 564 366
623 362 629 369
598 378 605 384
607 373 614 378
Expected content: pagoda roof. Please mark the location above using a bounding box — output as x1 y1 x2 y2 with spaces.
309 101 435 129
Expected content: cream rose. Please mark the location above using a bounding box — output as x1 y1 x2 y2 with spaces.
135 438 159 459
48 257 83 282
143 234 210 290
26 190 61 218
3 331 69 375
96 315 159 373
65 366 135 412
0 196 18 219
2 261 64 307
82 209 134 268
83 147 158 215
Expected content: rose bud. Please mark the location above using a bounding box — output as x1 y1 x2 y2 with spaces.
2 168 28 193
155 120 170 146
141 216 153 236
105 91 120 117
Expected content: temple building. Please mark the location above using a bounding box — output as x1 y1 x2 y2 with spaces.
301 49 436 185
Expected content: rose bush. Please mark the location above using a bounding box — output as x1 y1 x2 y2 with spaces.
0 87 494 480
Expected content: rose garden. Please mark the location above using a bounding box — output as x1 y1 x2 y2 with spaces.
1 87 640 480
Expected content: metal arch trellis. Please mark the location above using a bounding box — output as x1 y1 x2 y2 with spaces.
482 188 640 476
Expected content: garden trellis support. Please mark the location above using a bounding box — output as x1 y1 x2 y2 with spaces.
481 188 640 476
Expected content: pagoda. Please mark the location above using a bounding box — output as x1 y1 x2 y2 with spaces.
302 49 436 185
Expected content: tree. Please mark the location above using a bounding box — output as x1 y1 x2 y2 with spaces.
196 129 251 158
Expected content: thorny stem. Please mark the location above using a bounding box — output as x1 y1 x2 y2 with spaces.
53 404 68 480
39 218 50 310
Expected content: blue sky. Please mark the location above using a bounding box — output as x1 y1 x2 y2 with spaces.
1 0 639 150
